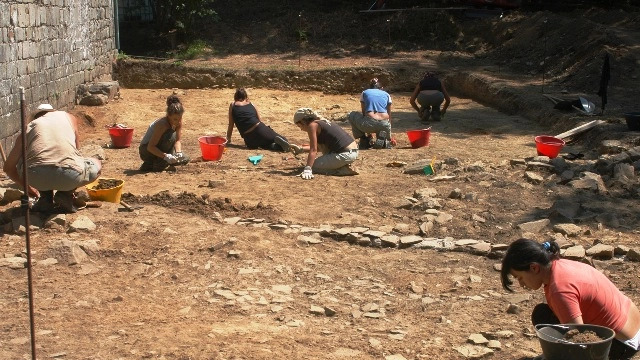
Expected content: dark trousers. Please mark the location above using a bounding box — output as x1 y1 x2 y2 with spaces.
139 129 176 171
532 303 638 360
242 123 286 150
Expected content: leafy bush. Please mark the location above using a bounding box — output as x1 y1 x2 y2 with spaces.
149 0 220 35
176 39 211 60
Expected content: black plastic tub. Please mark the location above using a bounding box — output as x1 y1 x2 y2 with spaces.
624 112 640 131
535 324 615 360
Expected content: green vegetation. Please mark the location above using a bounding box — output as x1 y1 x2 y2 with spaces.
297 29 308 42
117 51 129 60
151 0 219 36
175 39 211 60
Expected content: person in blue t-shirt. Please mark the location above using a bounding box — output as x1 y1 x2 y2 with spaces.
347 78 394 150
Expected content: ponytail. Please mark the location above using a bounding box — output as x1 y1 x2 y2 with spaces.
166 95 184 115
501 238 560 292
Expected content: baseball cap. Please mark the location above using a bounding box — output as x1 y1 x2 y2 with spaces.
37 104 54 111
32 103 55 119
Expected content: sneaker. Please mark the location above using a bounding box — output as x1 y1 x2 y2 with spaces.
358 135 372 150
273 135 291 152
290 144 304 155
139 162 153 172
331 164 359 176
431 109 441 121
31 190 55 213
152 159 169 172
53 190 77 213
373 131 391 149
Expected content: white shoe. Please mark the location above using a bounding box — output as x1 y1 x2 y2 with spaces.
290 144 304 155
331 164 359 176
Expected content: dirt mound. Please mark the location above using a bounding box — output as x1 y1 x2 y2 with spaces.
122 191 279 219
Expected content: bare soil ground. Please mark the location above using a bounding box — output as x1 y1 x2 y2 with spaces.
2 7 640 360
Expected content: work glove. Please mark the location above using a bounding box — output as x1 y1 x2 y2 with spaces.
163 153 178 164
300 166 314 180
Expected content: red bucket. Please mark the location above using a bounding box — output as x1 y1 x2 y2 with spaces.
535 135 565 158
108 127 134 148
406 128 432 148
199 136 227 161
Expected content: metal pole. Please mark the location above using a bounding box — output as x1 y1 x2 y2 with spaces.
19 86 37 360
541 18 547 93
113 0 120 50
387 19 391 44
298 13 302 68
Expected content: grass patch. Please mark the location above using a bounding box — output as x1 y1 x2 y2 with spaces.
175 40 212 60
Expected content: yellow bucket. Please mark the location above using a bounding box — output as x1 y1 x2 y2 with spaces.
85 178 125 203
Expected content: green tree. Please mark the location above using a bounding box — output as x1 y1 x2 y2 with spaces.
148 0 219 35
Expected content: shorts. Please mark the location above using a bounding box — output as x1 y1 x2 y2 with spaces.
621 328 640 351
26 158 101 191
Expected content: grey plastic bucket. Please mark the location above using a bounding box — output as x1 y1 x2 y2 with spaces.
535 324 615 360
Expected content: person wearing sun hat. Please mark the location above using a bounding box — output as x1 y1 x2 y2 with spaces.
291 108 359 179
3 104 102 213
32 103 55 120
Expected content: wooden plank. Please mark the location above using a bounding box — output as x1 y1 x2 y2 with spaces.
555 120 605 139
543 94 564 105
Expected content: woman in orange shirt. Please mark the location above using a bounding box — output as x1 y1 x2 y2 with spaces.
501 238 639 359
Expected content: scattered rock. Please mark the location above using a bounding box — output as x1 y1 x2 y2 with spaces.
626 248 640 262
553 223 582 237
449 188 463 199
68 216 96 233
468 333 489 345
506 304 520 314
525 171 544 184
568 172 607 194
0 256 27 269
45 239 89 265
517 219 549 233
0 187 23 205
385 354 408 360
455 344 493 358
563 245 586 260
586 243 614 260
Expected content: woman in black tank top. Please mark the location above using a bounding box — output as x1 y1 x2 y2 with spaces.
226 88 292 152
291 108 359 179
409 72 451 122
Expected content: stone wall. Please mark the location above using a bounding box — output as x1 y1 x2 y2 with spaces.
0 0 117 157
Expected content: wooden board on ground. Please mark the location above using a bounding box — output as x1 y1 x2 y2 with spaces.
555 120 605 139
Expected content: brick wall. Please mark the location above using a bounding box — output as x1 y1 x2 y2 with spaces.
0 0 117 157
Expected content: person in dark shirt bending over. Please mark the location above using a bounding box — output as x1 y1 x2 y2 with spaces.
410 71 451 122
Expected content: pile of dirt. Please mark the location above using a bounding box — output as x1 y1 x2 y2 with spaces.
564 329 606 343
121 191 278 219
92 179 123 190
